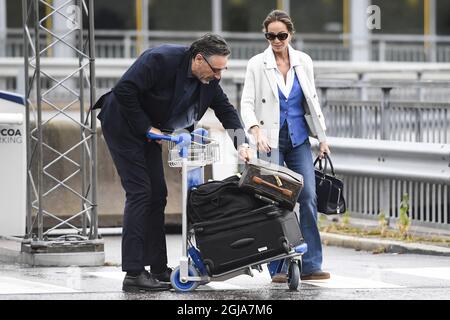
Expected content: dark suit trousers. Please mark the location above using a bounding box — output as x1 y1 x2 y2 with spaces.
99 94 168 272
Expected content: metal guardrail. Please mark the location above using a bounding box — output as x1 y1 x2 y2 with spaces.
311 138 450 229
312 137 450 184
315 80 450 144
1 58 449 144
323 100 450 144
4 29 450 62
1 56 449 229
2 57 450 95
314 81 450 229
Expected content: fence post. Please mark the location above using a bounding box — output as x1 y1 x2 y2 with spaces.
378 40 386 62
417 71 424 102
235 81 242 115
319 87 328 111
380 86 392 219
319 86 328 130
380 87 392 140
124 34 131 59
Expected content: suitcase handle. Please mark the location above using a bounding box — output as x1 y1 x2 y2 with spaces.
252 176 293 197
254 194 280 206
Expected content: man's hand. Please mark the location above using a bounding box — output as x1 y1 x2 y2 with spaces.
318 141 331 159
238 143 253 162
250 126 271 153
147 127 163 144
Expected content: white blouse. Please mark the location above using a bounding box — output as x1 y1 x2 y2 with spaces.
264 44 301 99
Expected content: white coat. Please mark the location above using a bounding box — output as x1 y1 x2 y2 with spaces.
240 45 327 149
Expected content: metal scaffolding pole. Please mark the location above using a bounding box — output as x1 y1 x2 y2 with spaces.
0 0 6 57
212 0 222 34
21 0 103 266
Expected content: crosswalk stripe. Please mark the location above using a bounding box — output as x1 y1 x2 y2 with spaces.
385 267 450 281
202 282 245 290
0 276 78 295
89 271 125 281
89 270 405 289
301 275 403 289
89 270 255 290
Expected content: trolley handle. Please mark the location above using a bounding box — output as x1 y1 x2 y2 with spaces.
146 132 192 146
147 128 211 147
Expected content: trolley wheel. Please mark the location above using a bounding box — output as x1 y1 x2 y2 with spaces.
287 260 300 291
170 265 200 292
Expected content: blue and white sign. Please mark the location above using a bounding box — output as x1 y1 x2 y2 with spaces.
0 91 26 236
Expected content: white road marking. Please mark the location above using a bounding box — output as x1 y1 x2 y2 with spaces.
89 270 405 289
89 271 251 290
89 271 125 281
301 275 403 289
385 267 450 281
202 282 245 290
0 276 78 295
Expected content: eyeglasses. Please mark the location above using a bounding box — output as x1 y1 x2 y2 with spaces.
264 32 289 41
201 55 227 74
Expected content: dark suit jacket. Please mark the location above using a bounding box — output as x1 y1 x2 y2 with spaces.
94 44 245 145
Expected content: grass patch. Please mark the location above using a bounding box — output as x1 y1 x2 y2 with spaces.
320 222 450 247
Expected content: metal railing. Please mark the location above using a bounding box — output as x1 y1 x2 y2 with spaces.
3 28 450 62
311 138 450 229
316 80 450 144
2 52 449 229
315 81 450 229
2 57 450 102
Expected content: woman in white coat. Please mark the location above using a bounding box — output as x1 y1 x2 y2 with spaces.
240 10 331 282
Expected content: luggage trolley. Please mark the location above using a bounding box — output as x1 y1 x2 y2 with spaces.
147 129 307 292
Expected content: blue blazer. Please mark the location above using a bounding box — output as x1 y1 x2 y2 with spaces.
94 45 244 139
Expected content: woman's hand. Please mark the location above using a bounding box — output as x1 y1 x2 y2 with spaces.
250 126 271 153
238 144 253 162
318 141 331 159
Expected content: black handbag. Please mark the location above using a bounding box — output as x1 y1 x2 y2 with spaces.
314 154 346 215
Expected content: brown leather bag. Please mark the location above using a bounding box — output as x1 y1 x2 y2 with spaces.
239 159 304 210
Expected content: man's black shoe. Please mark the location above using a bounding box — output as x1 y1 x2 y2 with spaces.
152 267 173 283
122 270 171 292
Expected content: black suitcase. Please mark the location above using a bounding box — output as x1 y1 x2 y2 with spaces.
187 175 265 224
193 205 303 276
239 159 304 210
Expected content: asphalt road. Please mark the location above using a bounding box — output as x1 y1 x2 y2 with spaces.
1 234 450 302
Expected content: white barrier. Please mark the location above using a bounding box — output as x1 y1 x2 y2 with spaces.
0 113 23 125
0 91 26 237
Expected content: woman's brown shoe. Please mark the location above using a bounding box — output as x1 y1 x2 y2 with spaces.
300 271 330 280
271 273 288 283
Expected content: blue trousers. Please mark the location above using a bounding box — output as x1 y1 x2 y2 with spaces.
263 124 323 276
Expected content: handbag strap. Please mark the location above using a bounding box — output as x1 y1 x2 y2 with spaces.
314 154 336 176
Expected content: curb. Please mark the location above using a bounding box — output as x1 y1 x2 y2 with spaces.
321 232 450 256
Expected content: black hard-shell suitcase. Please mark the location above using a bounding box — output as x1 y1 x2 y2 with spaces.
193 205 303 276
239 159 304 210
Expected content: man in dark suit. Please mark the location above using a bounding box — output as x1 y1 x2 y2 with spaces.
93 34 251 292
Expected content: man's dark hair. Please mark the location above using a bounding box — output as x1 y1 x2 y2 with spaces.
189 33 231 58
